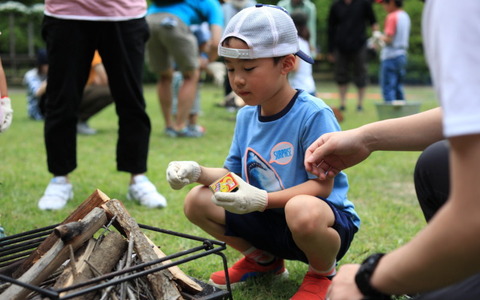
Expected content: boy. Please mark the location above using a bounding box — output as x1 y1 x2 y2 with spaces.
378 0 410 102
166 5 359 299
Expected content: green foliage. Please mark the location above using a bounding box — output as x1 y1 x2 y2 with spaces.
2 81 438 299
0 1 44 54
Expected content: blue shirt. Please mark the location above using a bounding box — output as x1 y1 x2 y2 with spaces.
147 0 223 27
224 90 360 228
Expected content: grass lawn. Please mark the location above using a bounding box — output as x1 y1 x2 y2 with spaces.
0 80 439 299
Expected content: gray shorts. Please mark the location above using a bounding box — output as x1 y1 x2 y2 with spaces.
146 13 199 74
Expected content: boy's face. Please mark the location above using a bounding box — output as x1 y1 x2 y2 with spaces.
222 38 294 107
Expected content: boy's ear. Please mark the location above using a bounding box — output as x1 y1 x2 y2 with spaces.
281 54 297 74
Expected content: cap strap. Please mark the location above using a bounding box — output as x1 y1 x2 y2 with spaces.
219 46 253 59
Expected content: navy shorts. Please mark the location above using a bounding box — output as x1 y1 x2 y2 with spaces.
224 199 358 263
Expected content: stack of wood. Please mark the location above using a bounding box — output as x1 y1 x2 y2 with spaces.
0 190 203 300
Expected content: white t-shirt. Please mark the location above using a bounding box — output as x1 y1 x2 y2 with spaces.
288 37 316 95
44 0 146 21
423 0 480 137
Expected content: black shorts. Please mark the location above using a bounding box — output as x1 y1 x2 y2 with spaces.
224 199 358 263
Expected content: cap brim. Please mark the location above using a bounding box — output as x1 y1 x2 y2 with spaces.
296 50 314 64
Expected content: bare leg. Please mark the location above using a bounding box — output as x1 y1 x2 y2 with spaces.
175 69 200 131
158 70 174 129
357 86 365 111
285 195 339 271
339 84 348 110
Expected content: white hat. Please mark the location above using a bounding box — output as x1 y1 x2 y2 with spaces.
218 4 314 64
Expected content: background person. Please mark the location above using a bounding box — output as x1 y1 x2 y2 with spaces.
38 0 167 210
145 0 223 137
23 49 48 121
24 50 113 135
289 11 316 96
76 50 115 135
377 0 411 102
327 0 378 112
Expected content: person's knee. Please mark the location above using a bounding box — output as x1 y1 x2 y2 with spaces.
159 70 174 82
181 69 200 81
184 185 212 222
285 196 325 236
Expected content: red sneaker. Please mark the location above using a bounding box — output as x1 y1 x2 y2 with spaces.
209 257 288 289
290 272 332 300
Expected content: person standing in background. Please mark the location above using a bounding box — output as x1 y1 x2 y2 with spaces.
39 0 167 210
327 0 378 112
377 0 410 102
145 0 223 137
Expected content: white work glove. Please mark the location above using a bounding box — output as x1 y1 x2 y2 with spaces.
206 62 226 87
211 173 268 214
0 97 13 133
166 161 201 190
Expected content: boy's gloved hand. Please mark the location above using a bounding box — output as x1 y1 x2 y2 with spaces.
0 97 13 133
166 161 201 190
211 173 268 214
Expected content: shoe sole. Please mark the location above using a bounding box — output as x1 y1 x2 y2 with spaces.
208 268 289 290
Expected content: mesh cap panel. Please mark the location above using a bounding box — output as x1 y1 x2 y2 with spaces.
218 4 314 64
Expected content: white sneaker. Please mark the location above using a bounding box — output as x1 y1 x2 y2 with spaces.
77 121 97 135
127 175 167 208
38 177 73 210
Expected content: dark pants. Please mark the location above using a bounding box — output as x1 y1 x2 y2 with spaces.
412 140 480 299
413 140 450 222
41 16 151 175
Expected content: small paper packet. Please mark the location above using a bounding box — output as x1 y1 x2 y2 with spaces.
209 172 239 193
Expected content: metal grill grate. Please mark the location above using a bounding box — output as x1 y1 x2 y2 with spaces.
0 224 233 300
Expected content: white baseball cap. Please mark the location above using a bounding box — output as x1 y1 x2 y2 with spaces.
218 4 314 64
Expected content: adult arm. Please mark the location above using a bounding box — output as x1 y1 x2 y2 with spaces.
305 107 444 179
208 24 222 62
326 123 480 298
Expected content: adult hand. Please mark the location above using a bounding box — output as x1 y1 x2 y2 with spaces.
326 264 364 300
0 97 13 132
211 173 267 214
304 130 372 180
166 161 201 190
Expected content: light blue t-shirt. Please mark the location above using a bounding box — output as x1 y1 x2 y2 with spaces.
147 0 223 27
224 90 360 229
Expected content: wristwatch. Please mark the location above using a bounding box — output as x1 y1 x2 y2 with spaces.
355 253 391 300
